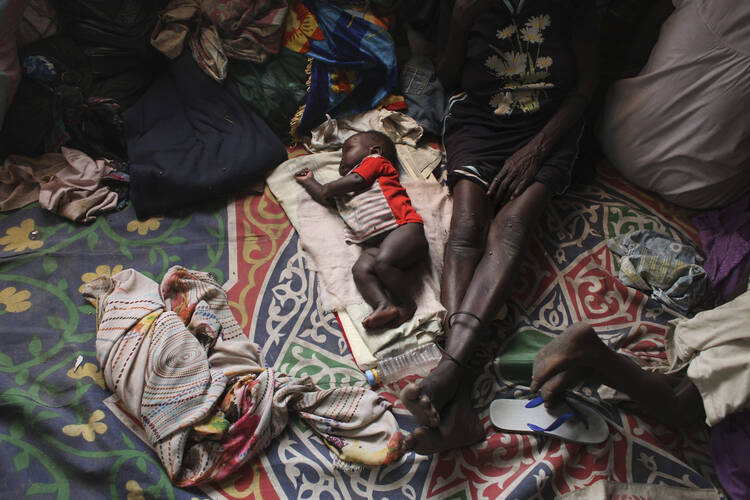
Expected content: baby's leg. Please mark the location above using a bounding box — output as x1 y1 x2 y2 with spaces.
354 247 400 330
353 248 389 314
368 223 429 328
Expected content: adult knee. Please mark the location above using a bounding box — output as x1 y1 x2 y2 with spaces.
447 214 486 255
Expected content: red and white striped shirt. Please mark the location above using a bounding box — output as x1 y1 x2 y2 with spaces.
336 155 423 244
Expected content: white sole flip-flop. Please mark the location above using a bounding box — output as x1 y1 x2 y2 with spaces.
489 395 609 444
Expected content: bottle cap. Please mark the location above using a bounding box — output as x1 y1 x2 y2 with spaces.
365 369 379 387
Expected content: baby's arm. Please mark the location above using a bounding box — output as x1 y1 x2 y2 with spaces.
320 173 369 197
294 168 370 205
295 168 334 207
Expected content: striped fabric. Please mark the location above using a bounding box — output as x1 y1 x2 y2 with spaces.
449 165 490 189
336 181 400 244
83 266 403 486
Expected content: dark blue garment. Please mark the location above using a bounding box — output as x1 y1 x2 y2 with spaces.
292 1 399 135
124 53 287 218
400 55 446 136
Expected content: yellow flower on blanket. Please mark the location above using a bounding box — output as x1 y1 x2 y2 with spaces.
62 410 107 442
126 217 163 236
0 218 43 252
66 362 106 389
0 287 31 313
284 1 324 54
125 480 145 500
79 264 124 293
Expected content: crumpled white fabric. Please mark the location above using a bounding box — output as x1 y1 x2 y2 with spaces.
309 109 442 180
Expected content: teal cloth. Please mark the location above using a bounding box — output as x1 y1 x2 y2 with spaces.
230 48 309 140
497 329 554 386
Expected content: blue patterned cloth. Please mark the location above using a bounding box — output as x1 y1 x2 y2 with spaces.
293 1 398 134
607 230 709 314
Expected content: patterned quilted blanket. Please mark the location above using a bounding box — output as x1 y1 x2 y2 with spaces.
0 160 723 499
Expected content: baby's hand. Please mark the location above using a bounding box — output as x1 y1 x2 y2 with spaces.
294 168 313 183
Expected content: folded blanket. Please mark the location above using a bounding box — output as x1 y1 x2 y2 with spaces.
268 150 451 364
83 266 402 486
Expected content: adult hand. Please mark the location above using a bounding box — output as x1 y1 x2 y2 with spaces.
487 143 544 206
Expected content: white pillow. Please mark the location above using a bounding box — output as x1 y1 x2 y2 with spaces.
598 0 750 210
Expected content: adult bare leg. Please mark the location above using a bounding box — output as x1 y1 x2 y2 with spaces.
531 322 705 428
440 180 493 315
402 181 552 430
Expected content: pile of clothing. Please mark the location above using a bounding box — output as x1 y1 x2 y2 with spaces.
1 0 434 221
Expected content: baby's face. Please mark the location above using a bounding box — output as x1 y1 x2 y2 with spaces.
339 134 374 176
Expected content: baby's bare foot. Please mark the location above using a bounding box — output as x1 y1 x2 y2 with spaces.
362 305 401 331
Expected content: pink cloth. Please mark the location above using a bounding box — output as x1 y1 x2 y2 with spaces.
38 148 118 223
0 152 68 210
1 147 118 222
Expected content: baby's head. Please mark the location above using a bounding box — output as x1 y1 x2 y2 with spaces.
339 131 398 176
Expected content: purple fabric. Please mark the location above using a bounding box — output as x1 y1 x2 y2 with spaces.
692 192 750 305
710 411 750 500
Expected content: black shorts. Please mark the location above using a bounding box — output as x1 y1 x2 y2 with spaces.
443 94 583 196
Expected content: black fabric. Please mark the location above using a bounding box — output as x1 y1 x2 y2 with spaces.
54 0 164 54
124 53 287 218
444 95 582 195
460 0 596 117
0 35 142 160
440 0 596 195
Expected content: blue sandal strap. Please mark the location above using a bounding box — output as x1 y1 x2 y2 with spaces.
527 412 575 433
525 395 590 433
525 396 545 408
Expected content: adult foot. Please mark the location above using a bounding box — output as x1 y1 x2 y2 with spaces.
400 358 463 427
530 322 607 402
404 389 485 454
362 305 401 330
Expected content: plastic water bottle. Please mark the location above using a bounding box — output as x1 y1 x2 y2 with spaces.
364 343 442 387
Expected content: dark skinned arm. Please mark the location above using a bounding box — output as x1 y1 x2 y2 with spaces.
320 173 369 197
487 20 600 205
437 0 489 92
294 168 369 207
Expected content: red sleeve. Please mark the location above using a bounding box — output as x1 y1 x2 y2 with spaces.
352 155 390 186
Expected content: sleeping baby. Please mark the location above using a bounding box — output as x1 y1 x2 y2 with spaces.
295 130 428 330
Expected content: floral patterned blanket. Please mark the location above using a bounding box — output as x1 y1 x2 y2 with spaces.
0 160 723 499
